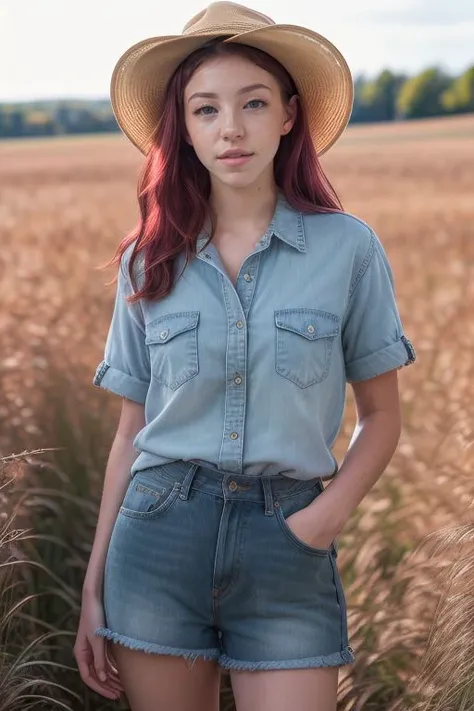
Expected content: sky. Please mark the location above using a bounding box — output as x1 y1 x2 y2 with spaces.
1 0 473 102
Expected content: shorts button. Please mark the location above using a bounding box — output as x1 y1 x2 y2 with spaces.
229 481 238 492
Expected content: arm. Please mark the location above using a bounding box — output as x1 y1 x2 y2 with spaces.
287 371 402 549
82 398 145 598
320 229 413 528
286 228 415 548
308 369 402 534
75 248 149 698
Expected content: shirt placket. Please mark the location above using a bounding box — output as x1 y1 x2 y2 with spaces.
218 254 260 473
196 242 263 474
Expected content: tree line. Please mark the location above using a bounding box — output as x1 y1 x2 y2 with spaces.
352 66 474 122
1 65 473 140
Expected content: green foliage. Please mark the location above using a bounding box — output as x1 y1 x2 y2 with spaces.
352 70 408 122
396 67 452 119
441 65 474 113
0 100 119 140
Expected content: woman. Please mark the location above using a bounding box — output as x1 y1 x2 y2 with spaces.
74 3 416 710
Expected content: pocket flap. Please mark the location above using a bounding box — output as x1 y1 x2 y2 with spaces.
146 311 199 345
275 309 339 340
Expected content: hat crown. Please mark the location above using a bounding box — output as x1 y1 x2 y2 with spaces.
182 1 274 37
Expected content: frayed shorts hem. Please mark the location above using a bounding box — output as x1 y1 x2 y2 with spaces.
219 646 355 671
95 628 355 670
94 627 220 664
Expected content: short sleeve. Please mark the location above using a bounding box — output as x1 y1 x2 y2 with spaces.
92 254 150 404
342 230 416 383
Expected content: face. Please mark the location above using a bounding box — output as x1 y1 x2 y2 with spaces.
183 53 297 190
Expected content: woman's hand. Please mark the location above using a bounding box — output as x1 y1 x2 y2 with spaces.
285 495 343 550
74 593 124 700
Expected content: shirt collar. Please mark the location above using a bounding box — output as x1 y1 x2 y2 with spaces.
196 193 307 253
268 193 307 252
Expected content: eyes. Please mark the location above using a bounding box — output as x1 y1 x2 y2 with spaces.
193 98 267 116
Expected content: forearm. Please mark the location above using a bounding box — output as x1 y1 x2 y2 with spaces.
318 410 402 529
82 432 139 598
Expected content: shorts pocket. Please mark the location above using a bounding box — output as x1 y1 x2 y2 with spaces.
119 470 181 520
275 480 334 557
275 309 340 388
145 311 199 390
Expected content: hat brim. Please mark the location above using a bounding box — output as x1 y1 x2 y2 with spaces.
110 24 353 156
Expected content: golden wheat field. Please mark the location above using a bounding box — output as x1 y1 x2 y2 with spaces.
1 113 474 710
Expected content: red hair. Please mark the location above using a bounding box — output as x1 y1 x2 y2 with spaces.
102 41 344 302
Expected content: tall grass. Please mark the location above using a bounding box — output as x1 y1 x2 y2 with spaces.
1 114 473 709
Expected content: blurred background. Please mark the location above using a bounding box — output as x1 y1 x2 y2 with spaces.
1 1 473 710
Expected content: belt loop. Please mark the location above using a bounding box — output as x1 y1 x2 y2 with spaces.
179 463 199 501
261 477 274 516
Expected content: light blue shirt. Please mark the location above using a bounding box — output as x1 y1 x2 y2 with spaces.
93 194 415 480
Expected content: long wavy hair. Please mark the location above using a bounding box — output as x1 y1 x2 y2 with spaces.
101 40 344 302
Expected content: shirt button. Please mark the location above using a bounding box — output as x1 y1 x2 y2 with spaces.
160 329 169 340
230 432 239 440
244 273 252 282
229 481 238 491
234 375 242 385
204 253 212 259
236 320 244 329
307 325 315 334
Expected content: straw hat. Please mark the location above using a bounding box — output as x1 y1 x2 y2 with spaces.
110 1 353 156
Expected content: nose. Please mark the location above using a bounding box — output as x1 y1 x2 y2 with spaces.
220 109 244 141
222 126 243 141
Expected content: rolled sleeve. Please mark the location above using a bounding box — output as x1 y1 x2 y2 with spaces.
343 231 416 383
93 251 150 404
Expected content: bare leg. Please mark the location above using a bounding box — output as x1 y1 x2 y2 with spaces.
231 667 339 711
112 645 221 711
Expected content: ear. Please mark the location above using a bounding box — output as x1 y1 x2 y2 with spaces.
281 94 298 136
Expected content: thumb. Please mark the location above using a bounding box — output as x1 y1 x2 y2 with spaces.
91 637 107 681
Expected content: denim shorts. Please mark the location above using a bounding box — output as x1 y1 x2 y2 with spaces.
95 461 355 671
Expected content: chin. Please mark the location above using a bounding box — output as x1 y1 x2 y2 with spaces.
222 177 257 189
215 170 265 190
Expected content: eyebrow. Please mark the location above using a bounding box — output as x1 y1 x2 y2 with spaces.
187 83 272 102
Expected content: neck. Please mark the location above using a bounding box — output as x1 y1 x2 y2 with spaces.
209 174 279 235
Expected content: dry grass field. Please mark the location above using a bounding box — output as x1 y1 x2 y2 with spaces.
1 113 474 710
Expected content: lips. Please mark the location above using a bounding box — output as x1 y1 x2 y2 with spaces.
218 150 254 159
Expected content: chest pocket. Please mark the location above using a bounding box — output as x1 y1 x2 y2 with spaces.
145 311 199 391
275 309 340 388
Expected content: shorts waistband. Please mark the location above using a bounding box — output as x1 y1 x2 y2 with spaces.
138 460 324 517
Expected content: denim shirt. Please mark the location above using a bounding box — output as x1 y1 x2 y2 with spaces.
93 194 415 480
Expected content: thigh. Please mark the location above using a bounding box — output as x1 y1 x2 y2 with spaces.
217 483 354 670
99 467 222 655
231 667 339 711
112 646 221 711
